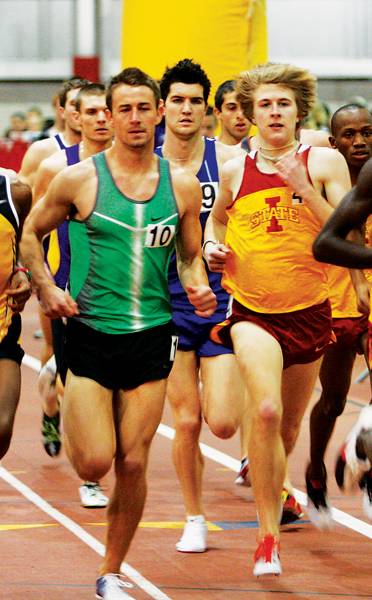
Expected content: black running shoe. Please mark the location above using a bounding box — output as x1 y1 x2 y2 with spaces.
280 488 304 525
305 463 333 530
42 412 61 457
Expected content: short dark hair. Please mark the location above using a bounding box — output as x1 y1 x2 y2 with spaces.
160 58 211 103
75 83 106 112
58 77 91 108
214 80 236 111
330 103 372 136
106 67 161 111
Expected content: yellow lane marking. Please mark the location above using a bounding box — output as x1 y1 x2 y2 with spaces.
87 521 223 531
0 523 58 531
0 521 223 532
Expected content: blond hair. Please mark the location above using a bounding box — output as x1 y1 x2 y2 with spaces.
237 62 317 122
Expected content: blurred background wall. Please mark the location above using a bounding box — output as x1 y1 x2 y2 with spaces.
0 0 371 139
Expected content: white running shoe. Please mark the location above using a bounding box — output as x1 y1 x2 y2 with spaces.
96 573 135 599
253 534 281 577
335 405 372 493
79 482 109 508
176 518 208 552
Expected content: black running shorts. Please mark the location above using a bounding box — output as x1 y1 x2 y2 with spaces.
65 318 178 391
0 314 24 365
51 317 67 385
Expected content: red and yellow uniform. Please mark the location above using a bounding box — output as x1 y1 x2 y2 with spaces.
222 146 328 313
211 146 334 368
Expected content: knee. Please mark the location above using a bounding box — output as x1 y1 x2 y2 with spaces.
115 453 146 482
71 452 112 482
174 412 202 439
207 414 238 439
319 392 347 419
254 399 281 432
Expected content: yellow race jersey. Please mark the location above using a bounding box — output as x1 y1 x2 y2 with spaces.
327 265 362 318
222 146 329 313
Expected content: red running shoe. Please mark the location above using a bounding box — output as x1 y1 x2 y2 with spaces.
253 534 281 576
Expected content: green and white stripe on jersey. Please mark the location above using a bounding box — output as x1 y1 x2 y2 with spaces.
68 152 179 335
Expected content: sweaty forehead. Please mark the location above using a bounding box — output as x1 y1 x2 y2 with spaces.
254 84 296 102
168 81 204 99
334 109 372 133
113 84 156 106
80 95 107 111
222 90 238 105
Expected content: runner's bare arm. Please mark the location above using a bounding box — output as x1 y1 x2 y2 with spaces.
32 151 66 205
313 159 372 268
172 168 216 317
20 166 80 314
203 160 237 272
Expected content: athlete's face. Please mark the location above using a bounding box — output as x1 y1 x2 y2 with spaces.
331 109 372 169
164 82 206 139
77 95 113 144
201 113 216 138
61 88 82 134
215 90 250 143
110 84 163 148
252 84 299 147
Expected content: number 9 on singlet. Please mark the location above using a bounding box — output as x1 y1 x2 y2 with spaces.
201 181 218 213
145 224 176 247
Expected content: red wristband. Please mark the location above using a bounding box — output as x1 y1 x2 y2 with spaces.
14 266 32 282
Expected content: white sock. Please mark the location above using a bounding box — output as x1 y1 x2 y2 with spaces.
186 514 205 523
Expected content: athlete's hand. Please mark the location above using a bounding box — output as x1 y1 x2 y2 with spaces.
5 270 32 313
38 284 79 319
276 154 312 198
204 242 231 272
186 285 217 318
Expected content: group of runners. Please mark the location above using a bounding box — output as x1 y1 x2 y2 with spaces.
0 57 371 598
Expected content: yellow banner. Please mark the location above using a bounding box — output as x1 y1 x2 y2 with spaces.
121 0 267 100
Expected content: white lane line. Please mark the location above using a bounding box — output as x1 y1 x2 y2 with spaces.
22 353 41 371
0 467 171 600
6 354 172 600
158 423 372 539
22 355 372 546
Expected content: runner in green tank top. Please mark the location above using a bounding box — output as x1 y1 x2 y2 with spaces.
69 151 179 334
21 67 216 600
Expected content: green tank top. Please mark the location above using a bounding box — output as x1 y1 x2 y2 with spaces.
68 152 179 334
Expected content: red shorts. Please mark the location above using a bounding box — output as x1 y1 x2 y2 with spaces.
332 315 368 354
210 298 334 369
